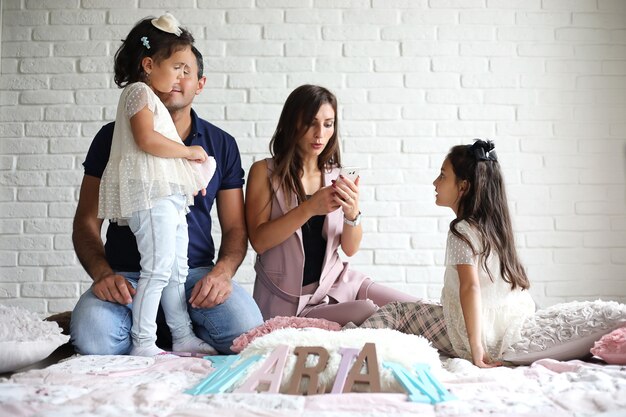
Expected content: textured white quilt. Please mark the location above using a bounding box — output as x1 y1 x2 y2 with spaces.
1 354 624 417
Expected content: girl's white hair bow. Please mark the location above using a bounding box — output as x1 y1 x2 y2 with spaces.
151 12 182 37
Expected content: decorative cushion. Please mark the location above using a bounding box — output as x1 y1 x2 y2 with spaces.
502 300 626 365
590 326 626 365
237 327 441 393
0 305 70 373
231 316 342 353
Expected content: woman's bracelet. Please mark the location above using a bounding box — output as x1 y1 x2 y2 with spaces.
343 211 362 227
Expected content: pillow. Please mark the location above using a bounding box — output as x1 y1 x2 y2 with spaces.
231 316 342 353
590 326 626 365
236 327 441 393
502 300 626 365
0 305 70 373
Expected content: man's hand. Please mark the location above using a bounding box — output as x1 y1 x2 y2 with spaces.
188 267 233 309
74 174 137 305
91 273 136 305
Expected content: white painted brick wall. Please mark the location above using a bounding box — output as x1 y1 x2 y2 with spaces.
1 2 625 315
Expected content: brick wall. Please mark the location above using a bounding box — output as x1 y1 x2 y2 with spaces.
1 0 625 315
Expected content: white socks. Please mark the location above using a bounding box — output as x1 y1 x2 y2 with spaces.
130 336 217 357
172 335 218 355
130 339 217 357
130 344 166 357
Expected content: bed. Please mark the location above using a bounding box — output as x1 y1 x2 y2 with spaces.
1 351 625 417
2 303 626 417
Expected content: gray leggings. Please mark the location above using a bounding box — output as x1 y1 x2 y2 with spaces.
302 278 417 326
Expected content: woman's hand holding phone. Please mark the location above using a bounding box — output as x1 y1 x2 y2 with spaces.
307 186 341 216
333 167 360 220
338 167 359 183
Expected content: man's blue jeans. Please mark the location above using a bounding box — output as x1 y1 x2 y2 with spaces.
70 266 263 355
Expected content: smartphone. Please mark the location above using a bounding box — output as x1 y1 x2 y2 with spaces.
338 166 360 182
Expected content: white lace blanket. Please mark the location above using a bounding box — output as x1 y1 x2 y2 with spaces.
1 354 624 417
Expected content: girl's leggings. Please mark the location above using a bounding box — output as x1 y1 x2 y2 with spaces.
354 300 455 355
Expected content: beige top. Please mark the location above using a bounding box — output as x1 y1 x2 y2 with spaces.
98 82 209 221
441 220 535 360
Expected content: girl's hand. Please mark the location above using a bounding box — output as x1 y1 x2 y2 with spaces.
333 175 360 220
193 187 207 197
472 348 502 368
186 145 208 162
307 186 341 216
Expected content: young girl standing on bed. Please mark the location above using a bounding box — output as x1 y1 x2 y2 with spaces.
355 140 535 368
98 13 217 357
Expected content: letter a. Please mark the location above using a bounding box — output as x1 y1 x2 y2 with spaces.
234 345 289 393
343 342 381 393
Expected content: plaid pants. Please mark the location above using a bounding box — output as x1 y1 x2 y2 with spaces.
356 301 455 356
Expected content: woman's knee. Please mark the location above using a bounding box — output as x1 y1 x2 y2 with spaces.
347 299 379 326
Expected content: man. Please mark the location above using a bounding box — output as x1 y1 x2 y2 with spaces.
70 46 263 355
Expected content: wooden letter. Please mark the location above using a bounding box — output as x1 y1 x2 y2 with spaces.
330 347 361 393
186 355 262 395
383 362 456 403
286 346 329 395
234 345 289 393
343 342 381 393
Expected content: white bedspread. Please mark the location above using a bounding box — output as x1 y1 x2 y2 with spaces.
0 355 625 417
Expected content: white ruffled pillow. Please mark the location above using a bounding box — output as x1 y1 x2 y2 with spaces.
0 305 70 373
503 300 626 365
237 327 441 393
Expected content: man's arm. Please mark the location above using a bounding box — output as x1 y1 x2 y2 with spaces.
188 187 247 308
214 187 248 278
73 175 135 304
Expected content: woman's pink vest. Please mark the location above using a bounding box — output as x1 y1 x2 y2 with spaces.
252 158 368 320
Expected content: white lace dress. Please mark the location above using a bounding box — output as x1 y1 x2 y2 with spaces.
98 82 206 222
441 220 535 360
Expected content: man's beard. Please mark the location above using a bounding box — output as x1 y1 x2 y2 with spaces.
158 92 187 112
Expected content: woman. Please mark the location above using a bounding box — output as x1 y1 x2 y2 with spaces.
245 84 416 326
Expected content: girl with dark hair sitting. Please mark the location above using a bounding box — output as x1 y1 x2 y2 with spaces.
356 140 535 368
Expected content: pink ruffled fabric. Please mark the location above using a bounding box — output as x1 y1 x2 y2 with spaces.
590 326 626 365
230 316 342 353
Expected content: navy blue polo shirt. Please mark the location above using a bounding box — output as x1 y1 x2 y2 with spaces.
83 109 245 271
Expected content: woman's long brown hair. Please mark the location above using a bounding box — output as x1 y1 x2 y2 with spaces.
269 85 341 206
448 140 530 290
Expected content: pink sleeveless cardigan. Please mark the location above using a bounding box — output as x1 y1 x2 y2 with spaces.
252 158 369 320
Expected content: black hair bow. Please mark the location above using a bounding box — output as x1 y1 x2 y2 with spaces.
469 139 497 162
